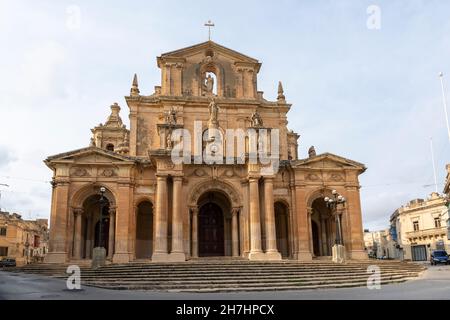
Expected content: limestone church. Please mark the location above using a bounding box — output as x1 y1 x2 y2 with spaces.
44 40 367 264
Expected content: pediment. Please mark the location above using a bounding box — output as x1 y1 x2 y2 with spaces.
293 153 366 172
45 147 135 165
158 41 259 65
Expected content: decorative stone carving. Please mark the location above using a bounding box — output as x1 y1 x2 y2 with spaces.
72 167 89 177
329 173 344 182
164 107 177 125
189 180 240 207
306 173 320 181
204 74 214 94
101 168 116 177
308 146 316 158
194 168 206 177
251 110 263 127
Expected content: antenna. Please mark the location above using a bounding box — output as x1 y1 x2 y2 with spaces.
430 137 438 193
438 72 450 142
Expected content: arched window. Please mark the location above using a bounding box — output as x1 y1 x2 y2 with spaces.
106 144 114 151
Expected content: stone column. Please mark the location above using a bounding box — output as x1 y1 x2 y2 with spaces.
108 207 116 259
170 176 185 261
231 208 240 257
73 208 83 260
264 177 281 260
248 177 265 260
191 207 199 258
345 186 367 260
294 185 312 261
152 175 169 261
45 180 70 263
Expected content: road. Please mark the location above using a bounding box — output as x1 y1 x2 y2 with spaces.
0 264 449 300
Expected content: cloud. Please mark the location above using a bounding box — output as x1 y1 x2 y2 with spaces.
0 146 16 169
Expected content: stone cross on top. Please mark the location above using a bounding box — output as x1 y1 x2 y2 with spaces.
204 20 215 41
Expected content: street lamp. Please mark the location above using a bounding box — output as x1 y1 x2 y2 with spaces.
92 186 107 268
98 187 106 248
324 189 346 263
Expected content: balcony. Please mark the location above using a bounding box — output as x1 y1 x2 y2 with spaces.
406 226 447 239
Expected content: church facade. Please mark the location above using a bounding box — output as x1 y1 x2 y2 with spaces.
45 41 367 263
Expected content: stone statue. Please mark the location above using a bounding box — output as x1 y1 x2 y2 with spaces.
166 131 172 149
165 107 177 125
90 137 95 147
208 98 219 126
251 110 263 127
308 146 316 158
205 74 214 93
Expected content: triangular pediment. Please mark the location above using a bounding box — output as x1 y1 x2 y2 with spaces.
45 147 135 165
159 40 259 64
293 153 366 172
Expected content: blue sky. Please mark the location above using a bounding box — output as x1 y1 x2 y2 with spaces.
0 0 449 230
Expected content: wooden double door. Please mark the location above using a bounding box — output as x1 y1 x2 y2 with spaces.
198 203 225 256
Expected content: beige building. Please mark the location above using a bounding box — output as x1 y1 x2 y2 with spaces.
392 192 449 261
0 211 49 265
44 40 367 264
364 229 400 259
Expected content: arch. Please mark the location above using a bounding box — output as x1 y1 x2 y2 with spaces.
188 180 241 208
135 200 153 259
310 197 334 257
199 61 225 96
306 187 334 209
71 184 116 209
274 201 290 258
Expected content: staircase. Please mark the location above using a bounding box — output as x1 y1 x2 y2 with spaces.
5 260 426 292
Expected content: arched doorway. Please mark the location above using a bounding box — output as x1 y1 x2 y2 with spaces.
310 198 334 257
81 194 111 258
135 201 153 259
197 191 232 257
274 202 290 258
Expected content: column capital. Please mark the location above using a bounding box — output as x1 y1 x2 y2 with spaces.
108 207 116 215
263 176 275 182
248 176 260 183
190 206 199 215
231 207 240 216
307 207 313 216
156 173 169 179
172 175 184 182
72 207 84 216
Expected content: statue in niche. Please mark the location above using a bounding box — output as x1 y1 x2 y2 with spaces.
204 73 214 94
251 110 263 127
166 130 173 149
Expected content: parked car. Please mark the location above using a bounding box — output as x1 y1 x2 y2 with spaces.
0 258 16 267
430 250 449 265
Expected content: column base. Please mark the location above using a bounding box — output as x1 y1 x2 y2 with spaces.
44 252 67 264
112 252 131 264
248 251 266 260
151 252 171 262
332 244 346 263
295 251 313 261
91 247 107 268
349 250 368 260
168 252 186 262
265 251 282 260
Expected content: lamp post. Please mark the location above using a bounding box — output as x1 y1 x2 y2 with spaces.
324 190 346 263
92 187 107 268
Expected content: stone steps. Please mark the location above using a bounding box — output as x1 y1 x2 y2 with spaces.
6 260 425 292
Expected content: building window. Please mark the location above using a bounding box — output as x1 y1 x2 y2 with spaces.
413 221 420 231
0 247 8 256
434 218 441 228
0 227 6 236
106 143 114 151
